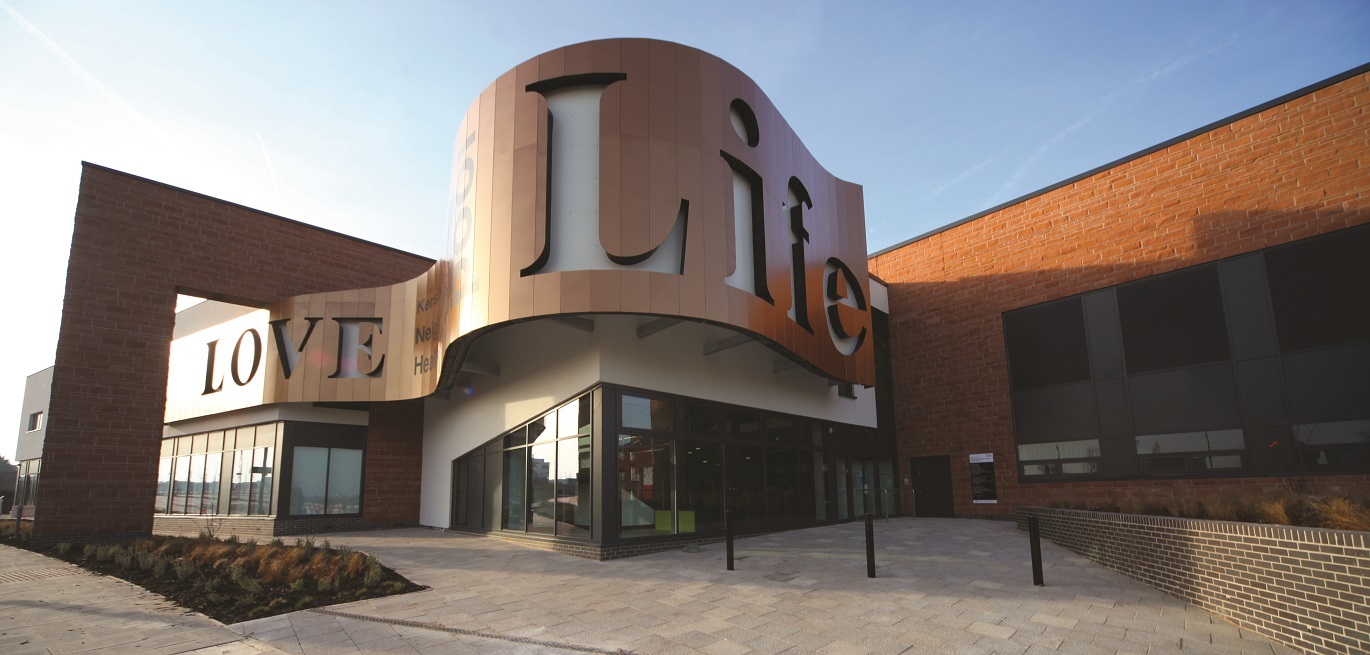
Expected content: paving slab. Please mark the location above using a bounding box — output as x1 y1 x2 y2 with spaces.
226 520 1303 655
0 543 285 655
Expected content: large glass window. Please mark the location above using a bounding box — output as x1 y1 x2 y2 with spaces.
527 440 557 534
503 447 527 530
622 394 672 431
677 442 723 533
726 443 766 531
619 435 673 537
1018 440 1100 477
1292 421 1369 470
556 434 592 537
155 458 172 514
172 455 191 514
1003 298 1091 389
203 452 222 515
1118 265 1231 373
291 447 329 515
1136 429 1244 475
287 446 362 516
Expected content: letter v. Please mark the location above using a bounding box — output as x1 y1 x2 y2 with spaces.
269 317 321 379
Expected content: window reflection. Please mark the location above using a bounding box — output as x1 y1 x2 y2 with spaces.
622 395 671 431
678 442 723 533
619 435 673 537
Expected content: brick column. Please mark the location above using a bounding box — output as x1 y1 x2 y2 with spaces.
35 164 432 545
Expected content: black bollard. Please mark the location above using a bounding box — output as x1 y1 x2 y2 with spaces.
726 511 735 571
1029 516 1044 586
865 513 876 578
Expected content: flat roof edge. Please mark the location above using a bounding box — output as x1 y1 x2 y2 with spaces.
868 62 1370 260
80 162 436 264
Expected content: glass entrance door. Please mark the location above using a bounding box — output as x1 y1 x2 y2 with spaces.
851 458 876 518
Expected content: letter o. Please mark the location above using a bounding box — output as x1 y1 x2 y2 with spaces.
230 328 262 386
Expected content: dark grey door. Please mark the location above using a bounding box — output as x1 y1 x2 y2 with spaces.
910 455 955 517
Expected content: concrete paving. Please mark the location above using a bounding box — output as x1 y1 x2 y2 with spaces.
0 542 285 655
232 519 1301 655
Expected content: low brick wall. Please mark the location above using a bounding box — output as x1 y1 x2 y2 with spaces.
153 515 417 539
1017 507 1369 655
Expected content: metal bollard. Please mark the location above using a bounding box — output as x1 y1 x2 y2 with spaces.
1029 516 1044 586
865 513 876 578
726 511 735 571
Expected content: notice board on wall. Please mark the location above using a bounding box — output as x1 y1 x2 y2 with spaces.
969 453 997 504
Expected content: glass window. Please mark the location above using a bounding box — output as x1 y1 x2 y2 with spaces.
482 448 501 531
229 451 249 515
765 418 795 444
835 456 849 520
622 395 671 432
1003 298 1091 389
155 458 172 514
679 404 720 436
172 455 191 514
1019 440 1100 461
619 435 673 537
327 449 362 514
728 412 761 440
726 443 766 531
503 447 527 530
1265 224 1370 352
812 452 828 520
453 458 470 527
528 412 556 444
1136 430 1245 454
556 435 592 537
1136 429 1245 475
291 447 329 515
203 452 222 515
251 447 274 515
1118 265 1231 373
187 454 205 515
503 426 528 449
527 440 557 534
1292 421 1370 469
1018 440 1101 477
677 442 723 533
559 395 592 437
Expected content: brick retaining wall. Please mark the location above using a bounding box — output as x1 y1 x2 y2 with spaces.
1017 507 1369 655
153 515 418 539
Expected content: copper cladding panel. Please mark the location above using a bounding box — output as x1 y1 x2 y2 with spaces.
166 38 874 420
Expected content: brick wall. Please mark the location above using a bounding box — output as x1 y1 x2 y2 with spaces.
153 515 416 539
363 399 425 526
37 164 433 545
1017 507 1369 655
869 70 1370 516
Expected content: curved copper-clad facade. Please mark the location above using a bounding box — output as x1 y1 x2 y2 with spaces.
169 38 873 420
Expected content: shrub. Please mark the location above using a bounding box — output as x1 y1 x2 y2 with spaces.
1315 497 1370 531
173 559 198 581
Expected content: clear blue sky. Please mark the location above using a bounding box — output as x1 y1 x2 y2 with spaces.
2 0 1367 460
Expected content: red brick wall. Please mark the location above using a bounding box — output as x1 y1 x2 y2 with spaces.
869 72 1370 517
37 164 433 543
362 399 425 525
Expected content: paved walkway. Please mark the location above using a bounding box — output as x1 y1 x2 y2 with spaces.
233 519 1298 655
0 542 283 655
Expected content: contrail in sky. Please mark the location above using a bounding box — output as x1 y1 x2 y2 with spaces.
0 0 168 143
256 131 282 205
987 33 1241 207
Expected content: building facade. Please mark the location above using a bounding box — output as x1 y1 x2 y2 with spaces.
870 65 1370 518
18 41 1369 550
30 39 896 556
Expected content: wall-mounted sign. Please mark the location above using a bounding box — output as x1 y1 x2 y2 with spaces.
969 453 997 504
166 39 874 422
